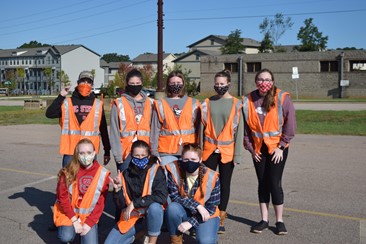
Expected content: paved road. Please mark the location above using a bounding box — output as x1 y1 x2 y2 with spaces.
0 124 365 243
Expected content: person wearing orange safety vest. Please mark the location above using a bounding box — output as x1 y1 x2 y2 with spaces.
105 140 168 244
201 70 243 234
46 70 111 168
165 143 220 244
243 69 296 235
53 138 110 244
150 71 201 166
110 69 154 173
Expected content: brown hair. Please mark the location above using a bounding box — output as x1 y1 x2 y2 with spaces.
179 143 204 198
57 138 95 187
214 69 231 83
165 70 186 97
255 68 277 112
131 140 159 166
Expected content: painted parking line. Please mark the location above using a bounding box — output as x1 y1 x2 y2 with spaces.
230 199 366 221
0 167 56 195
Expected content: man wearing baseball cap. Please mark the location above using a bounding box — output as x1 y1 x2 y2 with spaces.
46 70 111 167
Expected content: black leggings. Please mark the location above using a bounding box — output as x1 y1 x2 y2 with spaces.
253 144 288 205
204 153 234 211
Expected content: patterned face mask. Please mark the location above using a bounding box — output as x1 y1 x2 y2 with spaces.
78 153 95 167
131 156 149 170
167 84 184 94
256 81 273 93
214 85 229 95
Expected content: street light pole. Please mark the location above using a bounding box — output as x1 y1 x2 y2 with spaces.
157 0 163 93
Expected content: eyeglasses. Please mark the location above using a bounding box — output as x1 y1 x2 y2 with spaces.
256 78 272 82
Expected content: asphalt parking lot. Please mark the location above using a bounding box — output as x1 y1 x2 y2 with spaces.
0 101 365 243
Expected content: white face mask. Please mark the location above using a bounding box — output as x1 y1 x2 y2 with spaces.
78 153 95 167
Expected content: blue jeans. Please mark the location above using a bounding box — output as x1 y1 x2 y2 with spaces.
62 155 73 168
165 202 219 244
58 224 98 244
105 202 164 244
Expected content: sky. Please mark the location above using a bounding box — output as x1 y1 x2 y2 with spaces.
0 0 365 60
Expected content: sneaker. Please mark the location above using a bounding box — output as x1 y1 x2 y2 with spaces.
275 222 288 235
218 225 226 234
250 220 269 233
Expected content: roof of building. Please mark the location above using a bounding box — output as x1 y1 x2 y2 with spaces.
173 49 221 62
132 53 175 62
187 34 261 48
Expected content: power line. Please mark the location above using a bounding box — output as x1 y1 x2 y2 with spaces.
166 9 366 21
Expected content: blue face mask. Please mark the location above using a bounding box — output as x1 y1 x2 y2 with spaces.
131 156 149 170
181 160 201 173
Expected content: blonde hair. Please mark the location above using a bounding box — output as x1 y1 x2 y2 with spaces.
57 138 95 187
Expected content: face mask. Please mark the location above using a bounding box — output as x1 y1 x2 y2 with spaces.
126 84 142 96
131 156 149 170
78 83 92 97
256 81 273 94
181 160 201 173
214 85 229 96
78 153 95 167
167 84 184 94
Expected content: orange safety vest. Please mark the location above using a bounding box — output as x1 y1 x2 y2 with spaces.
154 97 200 154
242 89 289 154
117 163 160 234
53 165 109 226
59 98 103 155
165 161 220 218
201 97 242 163
113 97 153 160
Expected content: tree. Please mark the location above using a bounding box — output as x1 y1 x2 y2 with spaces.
60 70 71 88
220 29 245 54
17 41 51 48
297 18 328 51
101 53 130 62
43 67 53 94
259 13 293 51
259 32 274 53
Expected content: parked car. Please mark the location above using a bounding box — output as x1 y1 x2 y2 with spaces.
92 87 101 97
142 88 155 98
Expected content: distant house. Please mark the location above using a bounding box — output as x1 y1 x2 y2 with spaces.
100 60 132 84
0 45 104 94
174 35 261 82
131 53 176 73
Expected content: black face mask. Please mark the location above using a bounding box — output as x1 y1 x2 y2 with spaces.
181 160 201 173
167 84 184 94
214 85 229 96
126 84 142 96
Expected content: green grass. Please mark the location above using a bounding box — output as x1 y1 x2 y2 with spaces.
1 106 366 136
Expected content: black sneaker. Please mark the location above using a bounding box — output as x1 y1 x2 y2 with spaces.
218 225 225 234
275 222 288 235
250 220 269 233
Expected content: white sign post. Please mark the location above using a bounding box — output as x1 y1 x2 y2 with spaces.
292 67 299 101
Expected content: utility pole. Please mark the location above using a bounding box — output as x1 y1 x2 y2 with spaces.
157 0 164 93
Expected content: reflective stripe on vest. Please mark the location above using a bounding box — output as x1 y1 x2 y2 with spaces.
116 98 152 138
69 167 108 215
243 90 286 139
61 98 101 137
202 98 241 145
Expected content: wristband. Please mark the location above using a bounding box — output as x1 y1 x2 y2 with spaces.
278 145 285 150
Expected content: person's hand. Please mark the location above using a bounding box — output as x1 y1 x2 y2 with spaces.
103 155 110 166
80 223 91 236
197 205 210 222
272 147 283 164
123 202 134 221
72 220 82 234
110 170 122 192
60 86 70 97
252 151 262 162
178 221 192 233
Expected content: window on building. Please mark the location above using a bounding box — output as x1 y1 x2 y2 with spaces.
350 60 366 71
210 39 214 45
247 62 261 72
195 54 200 61
320 61 338 72
224 63 238 73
